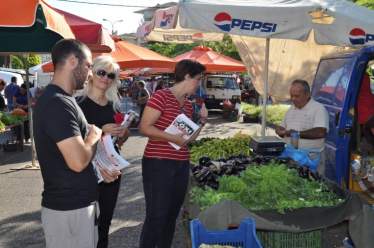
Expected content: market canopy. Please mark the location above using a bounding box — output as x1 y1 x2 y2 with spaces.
40 38 176 72
150 0 374 137
174 45 246 73
178 0 374 46
176 0 374 101
52 6 114 53
139 5 223 44
121 67 174 77
110 38 176 69
0 0 75 53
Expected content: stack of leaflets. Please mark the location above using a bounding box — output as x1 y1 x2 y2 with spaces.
165 113 202 150
92 111 138 183
92 134 129 183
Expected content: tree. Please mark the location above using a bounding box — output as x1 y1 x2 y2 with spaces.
353 0 374 10
202 35 241 60
146 35 241 60
146 42 197 58
10 54 41 69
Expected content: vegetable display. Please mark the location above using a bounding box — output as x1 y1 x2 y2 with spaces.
190 162 344 214
241 104 290 125
0 111 27 126
189 133 251 164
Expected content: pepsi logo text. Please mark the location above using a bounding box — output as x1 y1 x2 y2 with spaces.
349 28 374 45
214 12 277 33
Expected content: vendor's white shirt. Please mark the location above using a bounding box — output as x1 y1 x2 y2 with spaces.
281 99 329 150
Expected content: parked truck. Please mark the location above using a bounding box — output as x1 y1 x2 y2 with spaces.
311 46 374 202
202 74 241 110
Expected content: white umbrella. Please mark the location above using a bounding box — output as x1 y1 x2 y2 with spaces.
172 0 374 136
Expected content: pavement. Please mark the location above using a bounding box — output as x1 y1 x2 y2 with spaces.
0 113 347 248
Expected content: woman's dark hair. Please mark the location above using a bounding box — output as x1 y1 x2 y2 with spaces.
174 59 206 83
51 39 89 69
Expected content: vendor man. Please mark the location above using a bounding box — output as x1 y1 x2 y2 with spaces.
275 79 329 174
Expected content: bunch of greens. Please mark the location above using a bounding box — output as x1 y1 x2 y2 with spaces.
190 133 251 164
190 162 344 214
0 120 5 131
261 104 290 125
0 112 25 126
241 104 261 117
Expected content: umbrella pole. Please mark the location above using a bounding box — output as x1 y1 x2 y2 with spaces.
14 55 39 170
261 38 270 137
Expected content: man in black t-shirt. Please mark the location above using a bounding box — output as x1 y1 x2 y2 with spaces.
33 39 102 248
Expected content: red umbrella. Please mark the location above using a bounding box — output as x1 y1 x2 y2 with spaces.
51 7 114 53
174 46 247 73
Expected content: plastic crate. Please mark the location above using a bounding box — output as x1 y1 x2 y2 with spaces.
190 218 262 248
256 229 322 248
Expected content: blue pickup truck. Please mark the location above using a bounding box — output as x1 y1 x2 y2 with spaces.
311 46 374 191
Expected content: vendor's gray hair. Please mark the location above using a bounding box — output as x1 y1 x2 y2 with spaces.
292 79 310 94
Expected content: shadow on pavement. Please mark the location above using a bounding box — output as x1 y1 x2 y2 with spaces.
0 145 32 166
0 211 43 248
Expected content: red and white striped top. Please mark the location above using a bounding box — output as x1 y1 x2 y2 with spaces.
143 88 193 161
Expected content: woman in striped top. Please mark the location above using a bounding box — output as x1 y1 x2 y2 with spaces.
139 59 207 248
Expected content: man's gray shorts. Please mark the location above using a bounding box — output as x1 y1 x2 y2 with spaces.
41 203 98 248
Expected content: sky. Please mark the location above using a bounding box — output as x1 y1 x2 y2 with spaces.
46 0 177 34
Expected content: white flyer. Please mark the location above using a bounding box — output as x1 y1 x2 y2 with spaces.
92 134 130 183
164 113 201 150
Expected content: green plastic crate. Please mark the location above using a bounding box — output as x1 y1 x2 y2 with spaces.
256 229 322 248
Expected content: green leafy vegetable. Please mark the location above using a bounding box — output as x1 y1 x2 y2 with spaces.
190 162 344 213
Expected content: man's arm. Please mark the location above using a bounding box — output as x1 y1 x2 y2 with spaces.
275 125 287 137
299 127 327 139
57 125 101 173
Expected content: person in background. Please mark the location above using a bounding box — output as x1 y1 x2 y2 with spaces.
4 76 19 111
154 80 166 92
357 72 374 127
275 79 329 174
78 55 129 248
13 83 31 142
0 79 5 111
136 80 150 119
138 59 207 248
33 39 102 248
13 83 29 112
119 86 138 115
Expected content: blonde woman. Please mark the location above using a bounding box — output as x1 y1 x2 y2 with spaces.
78 55 129 248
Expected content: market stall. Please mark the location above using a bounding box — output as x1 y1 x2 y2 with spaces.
0 111 28 152
185 134 365 247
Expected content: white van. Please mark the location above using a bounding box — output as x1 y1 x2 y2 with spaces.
0 71 24 86
202 74 241 109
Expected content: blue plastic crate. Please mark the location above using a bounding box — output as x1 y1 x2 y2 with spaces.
190 218 263 248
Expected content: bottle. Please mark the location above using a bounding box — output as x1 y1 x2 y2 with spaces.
290 131 299 149
351 159 361 175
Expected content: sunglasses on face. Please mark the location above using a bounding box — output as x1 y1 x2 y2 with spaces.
96 69 116 80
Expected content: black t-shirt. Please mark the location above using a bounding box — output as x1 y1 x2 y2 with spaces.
33 84 97 211
77 97 116 129
77 97 120 154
